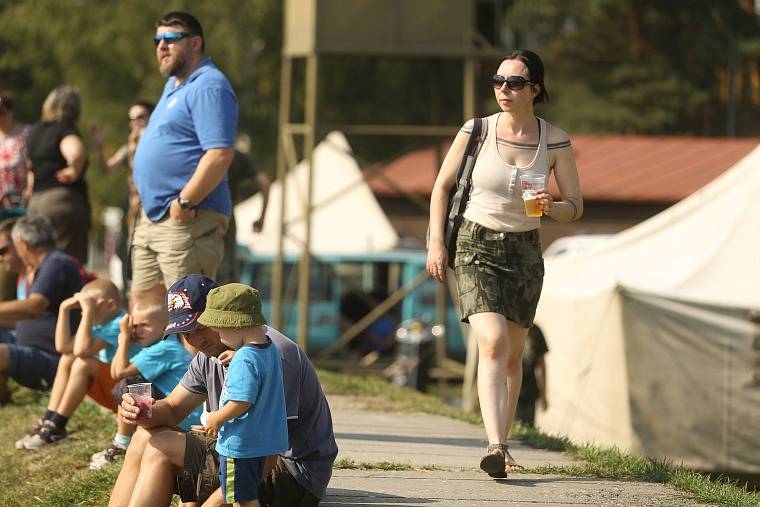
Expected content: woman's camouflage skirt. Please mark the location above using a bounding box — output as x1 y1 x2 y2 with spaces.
453 218 544 329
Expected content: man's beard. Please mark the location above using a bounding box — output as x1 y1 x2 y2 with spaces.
160 54 187 77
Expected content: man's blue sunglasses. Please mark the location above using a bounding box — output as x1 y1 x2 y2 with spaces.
153 32 193 46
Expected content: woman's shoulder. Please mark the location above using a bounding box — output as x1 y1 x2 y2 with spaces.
460 113 497 134
541 119 571 149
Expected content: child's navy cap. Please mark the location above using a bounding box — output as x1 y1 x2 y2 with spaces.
163 274 219 337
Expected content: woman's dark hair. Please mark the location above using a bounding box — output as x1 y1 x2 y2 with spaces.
501 50 549 104
130 101 155 114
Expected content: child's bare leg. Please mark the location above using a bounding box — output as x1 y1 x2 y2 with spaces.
46 353 75 411
235 500 259 507
56 356 100 417
199 488 226 507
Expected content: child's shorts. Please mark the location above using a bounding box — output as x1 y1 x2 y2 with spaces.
219 455 266 503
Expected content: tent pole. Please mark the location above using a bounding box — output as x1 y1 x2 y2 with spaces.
271 56 292 330
297 54 318 352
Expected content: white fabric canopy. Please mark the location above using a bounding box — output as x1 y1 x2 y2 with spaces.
535 145 760 472
235 131 398 256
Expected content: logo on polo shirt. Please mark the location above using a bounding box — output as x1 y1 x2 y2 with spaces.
167 97 178 109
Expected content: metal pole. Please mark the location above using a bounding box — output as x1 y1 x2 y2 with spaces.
271 56 292 330
297 54 318 351
319 269 430 359
463 57 476 121
462 55 478 408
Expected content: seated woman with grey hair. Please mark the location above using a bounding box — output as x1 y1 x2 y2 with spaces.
25 85 91 264
0 215 83 403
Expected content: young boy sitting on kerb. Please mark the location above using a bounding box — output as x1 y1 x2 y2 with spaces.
89 298 202 468
16 278 133 449
198 283 288 507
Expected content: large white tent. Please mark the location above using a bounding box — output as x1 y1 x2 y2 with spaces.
235 131 398 256
535 145 760 473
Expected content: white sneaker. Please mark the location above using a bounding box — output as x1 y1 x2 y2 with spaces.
89 443 127 469
15 419 45 449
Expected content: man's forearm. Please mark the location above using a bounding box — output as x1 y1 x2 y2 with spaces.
0 298 45 322
180 148 234 205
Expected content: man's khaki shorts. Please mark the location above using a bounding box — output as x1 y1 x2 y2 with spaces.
131 209 229 292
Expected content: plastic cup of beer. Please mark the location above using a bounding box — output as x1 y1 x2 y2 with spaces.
127 382 153 419
519 173 546 217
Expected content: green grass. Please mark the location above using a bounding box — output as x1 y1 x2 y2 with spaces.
2 371 759 506
0 382 119 506
334 458 443 472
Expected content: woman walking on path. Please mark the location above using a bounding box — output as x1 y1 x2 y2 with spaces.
26 85 91 264
426 50 582 478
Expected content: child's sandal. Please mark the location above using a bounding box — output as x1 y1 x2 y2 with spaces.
479 443 508 478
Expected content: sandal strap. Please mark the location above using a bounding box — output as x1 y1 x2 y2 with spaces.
486 442 508 454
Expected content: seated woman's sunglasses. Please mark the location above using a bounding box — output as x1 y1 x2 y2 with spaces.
491 75 534 90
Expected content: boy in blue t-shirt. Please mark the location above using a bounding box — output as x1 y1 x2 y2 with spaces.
16 279 131 450
198 283 288 506
89 298 201 469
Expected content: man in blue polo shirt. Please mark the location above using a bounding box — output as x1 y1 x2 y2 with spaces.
131 11 238 304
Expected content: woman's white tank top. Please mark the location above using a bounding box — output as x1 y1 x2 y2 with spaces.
463 112 550 232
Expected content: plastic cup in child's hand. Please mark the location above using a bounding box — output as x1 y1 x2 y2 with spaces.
127 382 153 419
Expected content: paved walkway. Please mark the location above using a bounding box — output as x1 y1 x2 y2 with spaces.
324 396 709 506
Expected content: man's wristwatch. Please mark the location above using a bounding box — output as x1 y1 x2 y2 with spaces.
177 196 196 211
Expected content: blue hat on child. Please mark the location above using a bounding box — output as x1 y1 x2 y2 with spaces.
163 274 220 337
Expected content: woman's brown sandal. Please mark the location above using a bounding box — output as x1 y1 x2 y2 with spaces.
479 443 508 478
504 447 523 473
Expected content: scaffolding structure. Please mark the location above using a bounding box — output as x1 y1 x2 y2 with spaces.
272 0 509 408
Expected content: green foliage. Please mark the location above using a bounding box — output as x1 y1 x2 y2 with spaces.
0 0 757 243
503 0 759 136
0 0 282 234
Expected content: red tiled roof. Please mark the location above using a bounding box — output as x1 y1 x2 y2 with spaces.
366 135 759 202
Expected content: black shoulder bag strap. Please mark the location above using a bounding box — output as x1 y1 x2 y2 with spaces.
444 117 486 264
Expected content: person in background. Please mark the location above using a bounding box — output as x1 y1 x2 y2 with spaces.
92 100 154 235
0 215 83 403
426 49 582 478
515 324 548 428
0 91 31 302
218 137 271 283
15 279 126 449
92 100 154 291
0 218 26 343
131 11 237 305
25 85 91 265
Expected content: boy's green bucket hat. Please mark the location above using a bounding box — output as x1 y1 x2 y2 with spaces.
197 283 267 328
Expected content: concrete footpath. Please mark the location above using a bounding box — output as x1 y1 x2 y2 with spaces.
323 395 709 506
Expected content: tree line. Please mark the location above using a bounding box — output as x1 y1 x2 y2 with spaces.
1 0 757 226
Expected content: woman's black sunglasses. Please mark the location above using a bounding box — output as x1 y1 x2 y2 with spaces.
491 74 534 90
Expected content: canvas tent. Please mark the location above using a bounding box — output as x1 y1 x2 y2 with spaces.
235 131 398 256
535 144 760 473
